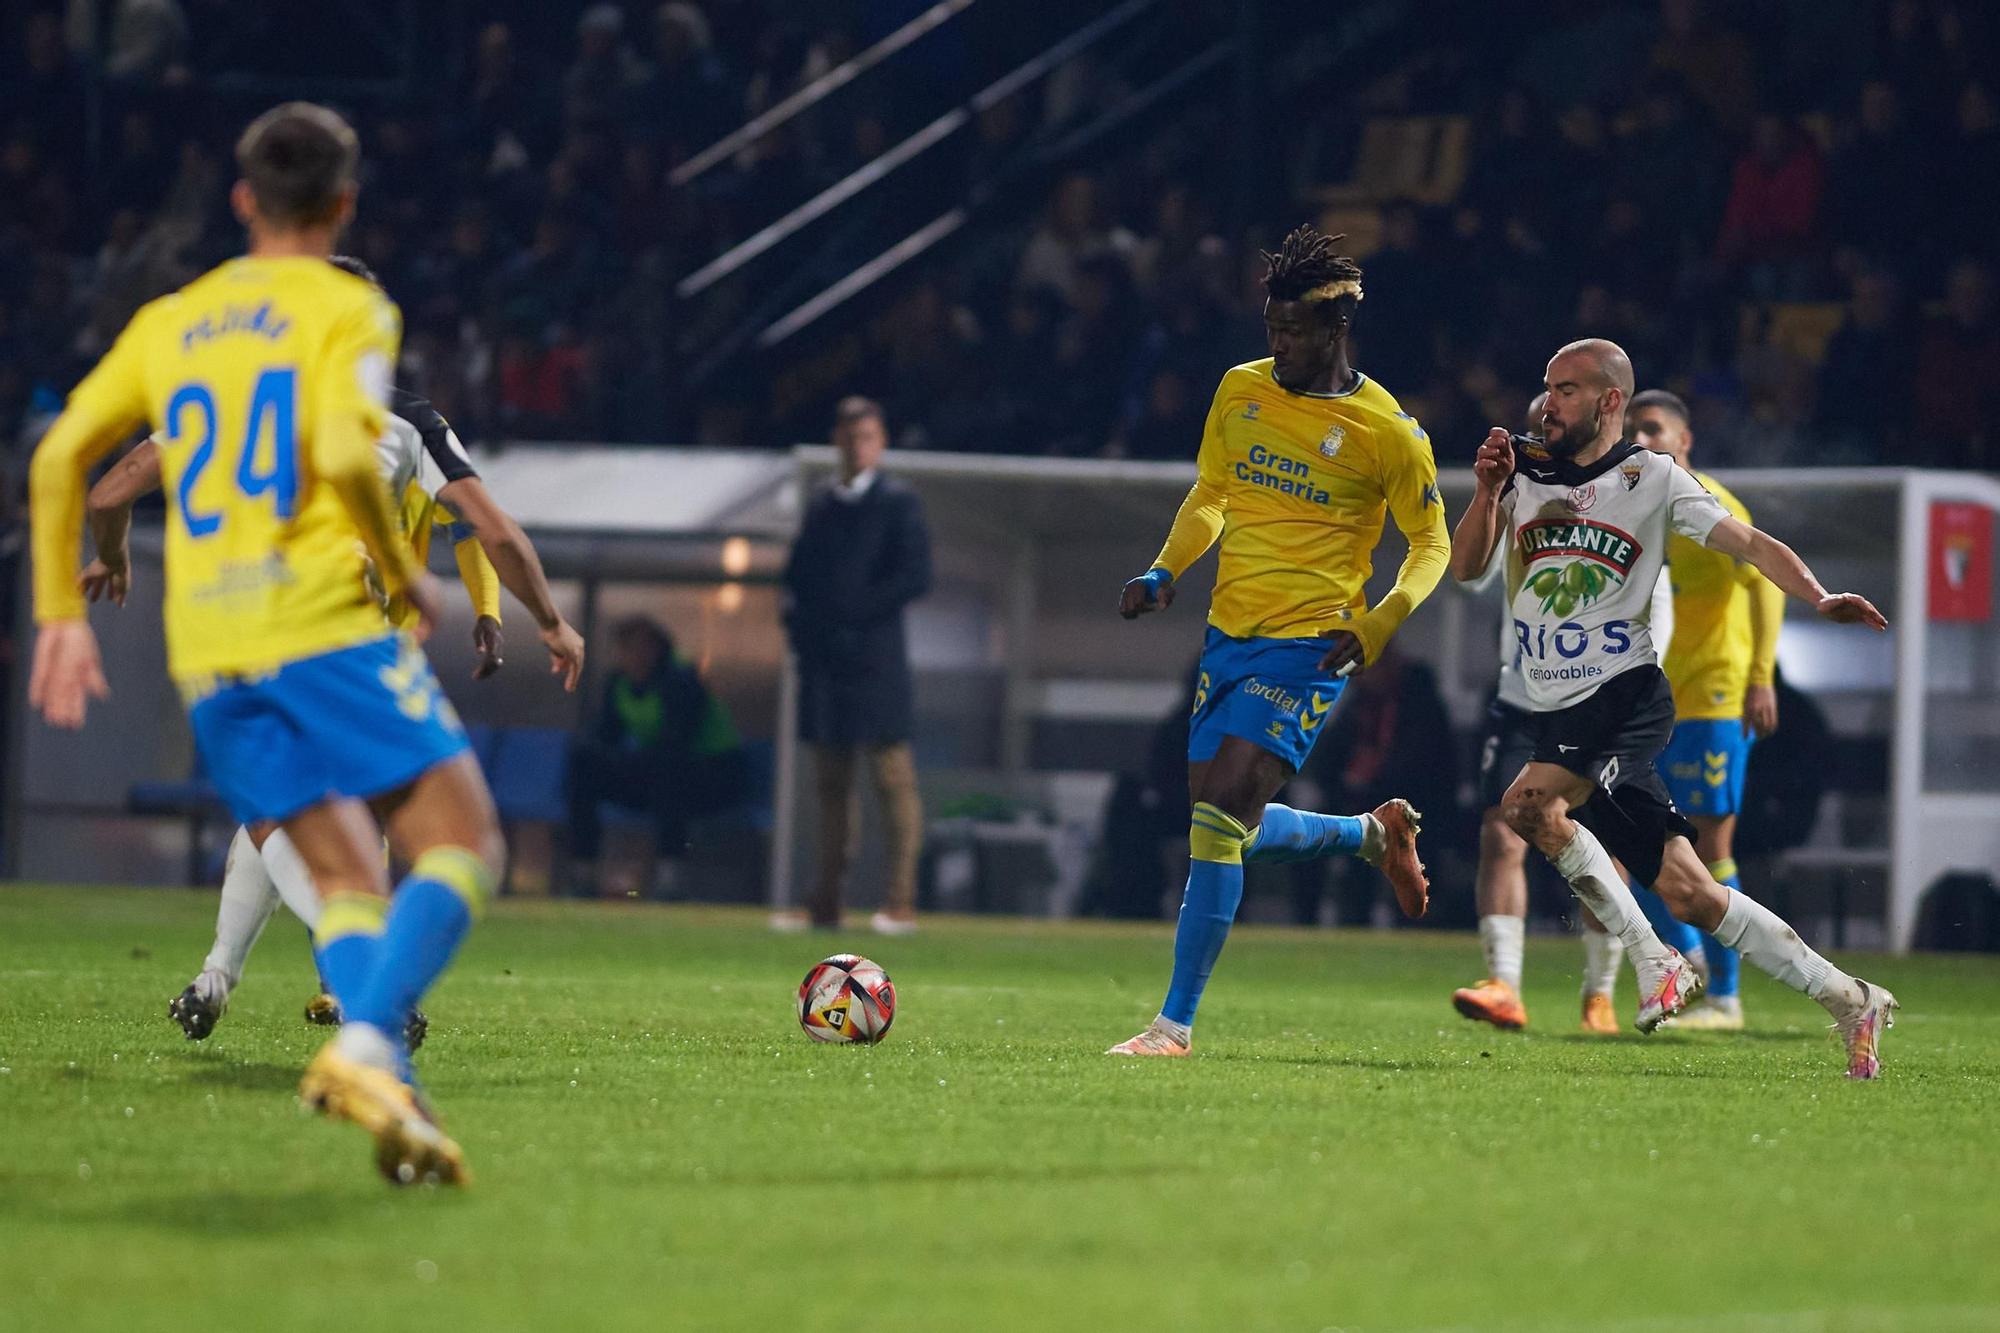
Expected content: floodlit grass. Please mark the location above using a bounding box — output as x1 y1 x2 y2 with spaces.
2 884 1997 1332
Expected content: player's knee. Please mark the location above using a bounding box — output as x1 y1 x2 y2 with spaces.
1500 792 1557 845
1480 806 1523 856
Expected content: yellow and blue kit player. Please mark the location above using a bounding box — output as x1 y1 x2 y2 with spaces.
28 103 500 1184
1628 390 1785 1029
1107 226 1445 1057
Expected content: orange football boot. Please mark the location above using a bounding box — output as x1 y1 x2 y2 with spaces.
1452 978 1528 1030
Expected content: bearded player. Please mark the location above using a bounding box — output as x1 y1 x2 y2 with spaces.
1449 390 1672 1035
1447 338 1898 1078
1107 225 1442 1058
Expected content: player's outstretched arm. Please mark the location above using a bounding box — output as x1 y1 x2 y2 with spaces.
436 476 585 692
1706 517 1888 630
1449 429 1514 583
79 438 164 607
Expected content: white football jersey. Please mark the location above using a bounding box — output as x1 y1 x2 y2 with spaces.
1496 441 1728 710
1468 513 1675 711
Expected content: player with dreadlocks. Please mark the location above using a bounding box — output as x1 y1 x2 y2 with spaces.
1107 224 1449 1057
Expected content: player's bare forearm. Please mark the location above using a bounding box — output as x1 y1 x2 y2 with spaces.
30 412 134 624
84 443 159 577
1450 490 1503 583
1712 519 1824 604
1711 517 1888 630
439 478 562 630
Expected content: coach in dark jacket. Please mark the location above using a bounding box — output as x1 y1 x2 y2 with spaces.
783 396 932 931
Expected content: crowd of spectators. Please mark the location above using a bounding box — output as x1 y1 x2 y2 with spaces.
3 0 1996 476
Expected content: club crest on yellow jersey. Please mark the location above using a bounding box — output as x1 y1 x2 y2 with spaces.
1319 424 1345 458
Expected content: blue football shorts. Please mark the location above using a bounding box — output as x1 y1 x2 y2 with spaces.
1657 716 1753 818
1186 626 1349 771
186 633 469 826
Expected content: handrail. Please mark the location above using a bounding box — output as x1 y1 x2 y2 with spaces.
669 0 976 189
756 38 1233 349
676 0 1159 300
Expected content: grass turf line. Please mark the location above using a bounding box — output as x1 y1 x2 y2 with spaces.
2 884 1997 1333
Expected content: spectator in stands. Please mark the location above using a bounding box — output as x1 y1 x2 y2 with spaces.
567 617 746 897
1017 172 1107 304
631 2 735 155
1814 267 1913 458
1943 81 2000 264
1716 114 1824 300
783 397 932 933
1912 259 2000 467
564 4 651 130
1648 0 1755 138
1825 82 1926 276
1110 368 1202 461
1353 203 1437 383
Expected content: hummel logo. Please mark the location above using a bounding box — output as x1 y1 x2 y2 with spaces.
1557 744 1578 753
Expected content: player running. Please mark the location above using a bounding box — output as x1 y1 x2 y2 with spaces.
1449 391 1672 1035
1447 338 1898 1078
31 103 497 1180
77 255 586 1044
1106 225 1444 1058
1627 389 1782 1032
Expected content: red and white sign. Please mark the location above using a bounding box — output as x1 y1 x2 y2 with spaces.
1929 501 1994 623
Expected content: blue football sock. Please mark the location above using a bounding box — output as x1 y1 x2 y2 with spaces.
1635 881 1703 957
1703 859 1743 998
1242 803 1366 863
345 847 495 1035
1160 804 1250 1028
311 892 386 1009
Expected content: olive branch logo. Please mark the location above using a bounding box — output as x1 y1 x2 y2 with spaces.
1526 560 1616 617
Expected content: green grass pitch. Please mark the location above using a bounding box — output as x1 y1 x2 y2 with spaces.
3 883 1998 1332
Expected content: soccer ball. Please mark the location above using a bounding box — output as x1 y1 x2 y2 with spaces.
796 954 896 1044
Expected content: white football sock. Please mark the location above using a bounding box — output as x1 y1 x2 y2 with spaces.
1580 929 1624 998
260 829 325 929
1550 824 1675 986
1711 888 1863 1017
1151 1015 1192 1045
200 827 280 991
1478 915 1525 991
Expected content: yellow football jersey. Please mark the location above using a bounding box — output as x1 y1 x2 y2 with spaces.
1661 470 1778 719
1153 358 1448 655
32 256 404 680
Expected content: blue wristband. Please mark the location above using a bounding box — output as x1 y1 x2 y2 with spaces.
1135 567 1172 602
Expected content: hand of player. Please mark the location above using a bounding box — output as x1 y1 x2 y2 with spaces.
1473 428 1515 493
471 615 504 680
1316 629 1367 677
402 573 445 642
1742 683 1779 739
1816 592 1887 631
28 620 110 729
541 618 587 693
78 557 131 607
1118 570 1174 620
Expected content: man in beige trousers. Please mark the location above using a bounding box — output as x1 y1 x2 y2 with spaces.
782 397 932 933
